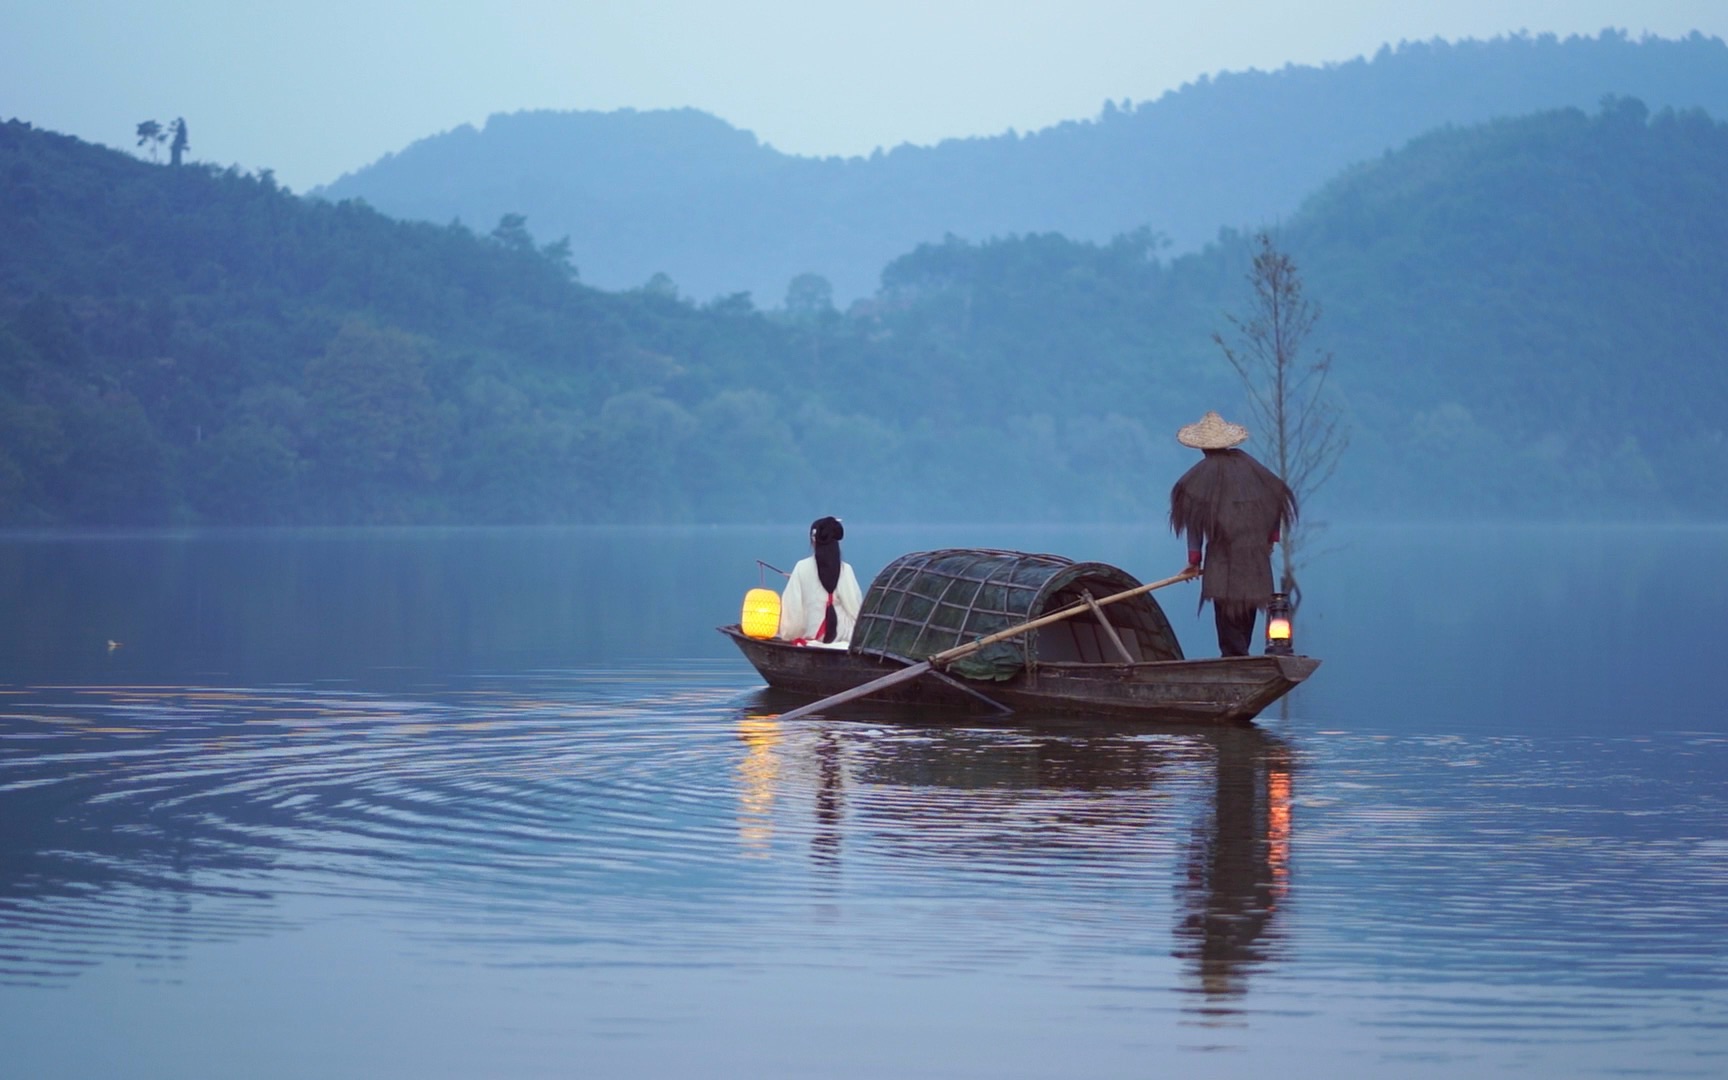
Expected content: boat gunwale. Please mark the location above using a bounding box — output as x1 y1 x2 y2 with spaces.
718 624 1319 725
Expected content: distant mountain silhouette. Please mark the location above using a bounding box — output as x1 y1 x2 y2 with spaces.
315 30 1728 304
5 90 1726 526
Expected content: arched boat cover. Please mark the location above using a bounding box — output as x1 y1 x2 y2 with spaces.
851 549 1183 679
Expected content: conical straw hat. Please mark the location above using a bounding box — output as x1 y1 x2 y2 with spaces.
1176 411 1250 449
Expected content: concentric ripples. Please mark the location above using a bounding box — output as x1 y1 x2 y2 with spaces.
0 670 1231 982
4 675 1727 1072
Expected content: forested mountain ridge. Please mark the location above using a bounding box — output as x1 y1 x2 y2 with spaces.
0 119 821 525
838 97 1728 518
315 30 1728 304
1289 97 1728 514
4 97 1726 527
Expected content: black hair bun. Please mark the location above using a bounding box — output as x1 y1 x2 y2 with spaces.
810 516 844 543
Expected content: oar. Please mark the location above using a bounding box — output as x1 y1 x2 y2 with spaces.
773 569 1198 722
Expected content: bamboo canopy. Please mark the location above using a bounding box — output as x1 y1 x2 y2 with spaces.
851 549 1184 679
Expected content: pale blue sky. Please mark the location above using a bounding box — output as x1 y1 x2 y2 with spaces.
4 1 1726 192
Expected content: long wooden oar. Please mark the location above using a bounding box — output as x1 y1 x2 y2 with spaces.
774 569 1198 722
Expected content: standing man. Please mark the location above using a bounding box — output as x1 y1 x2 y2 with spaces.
1169 412 1298 657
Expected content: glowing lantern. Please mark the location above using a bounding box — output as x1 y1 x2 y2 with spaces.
741 587 782 639
1265 592 1294 656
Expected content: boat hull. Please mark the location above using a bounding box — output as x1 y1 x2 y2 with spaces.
720 626 1319 725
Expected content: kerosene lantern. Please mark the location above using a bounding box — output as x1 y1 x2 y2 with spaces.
1265 592 1294 656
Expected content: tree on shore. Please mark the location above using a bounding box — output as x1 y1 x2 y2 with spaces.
490 213 533 252
1213 232 1348 606
135 120 165 161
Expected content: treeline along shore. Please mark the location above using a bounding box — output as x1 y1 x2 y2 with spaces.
3 91 1727 526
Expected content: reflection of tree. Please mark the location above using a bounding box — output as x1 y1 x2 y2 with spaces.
1174 726 1293 1016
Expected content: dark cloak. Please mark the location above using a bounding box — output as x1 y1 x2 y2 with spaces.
1169 449 1297 616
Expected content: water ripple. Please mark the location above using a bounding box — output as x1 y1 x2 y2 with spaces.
4 674 1727 1072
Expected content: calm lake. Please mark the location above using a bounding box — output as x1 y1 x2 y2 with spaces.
2 522 1725 1079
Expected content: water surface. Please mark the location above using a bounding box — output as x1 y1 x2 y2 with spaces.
2 524 1725 1078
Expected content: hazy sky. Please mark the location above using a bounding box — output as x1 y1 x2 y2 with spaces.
5 1 1726 192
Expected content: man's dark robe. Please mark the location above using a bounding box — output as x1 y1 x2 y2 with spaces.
1169 448 1298 619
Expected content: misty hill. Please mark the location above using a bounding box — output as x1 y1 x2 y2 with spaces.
0 119 816 525
314 30 1728 304
4 97 1727 528
835 96 1728 519
1291 97 1728 514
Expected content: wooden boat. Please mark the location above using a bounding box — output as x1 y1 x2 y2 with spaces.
721 548 1319 725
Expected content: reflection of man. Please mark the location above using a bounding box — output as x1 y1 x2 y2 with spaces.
1169 411 1297 657
1174 730 1292 1011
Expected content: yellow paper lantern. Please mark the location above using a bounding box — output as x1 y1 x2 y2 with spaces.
741 587 781 639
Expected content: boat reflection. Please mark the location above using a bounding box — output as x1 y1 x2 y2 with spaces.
734 695 1294 1012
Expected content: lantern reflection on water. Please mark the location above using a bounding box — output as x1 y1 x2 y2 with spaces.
736 714 781 853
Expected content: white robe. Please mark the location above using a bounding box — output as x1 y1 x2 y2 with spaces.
778 555 862 644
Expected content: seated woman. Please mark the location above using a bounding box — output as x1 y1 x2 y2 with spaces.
779 516 863 646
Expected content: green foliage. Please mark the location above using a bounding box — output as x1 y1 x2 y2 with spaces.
188 419 300 523
1285 98 1728 516
302 319 442 521
134 120 164 161
4 92 1728 526
56 391 172 523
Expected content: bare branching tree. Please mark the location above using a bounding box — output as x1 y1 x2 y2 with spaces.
1213 232 1348 607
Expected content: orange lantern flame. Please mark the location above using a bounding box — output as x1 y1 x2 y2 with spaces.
1266 592 1294 655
